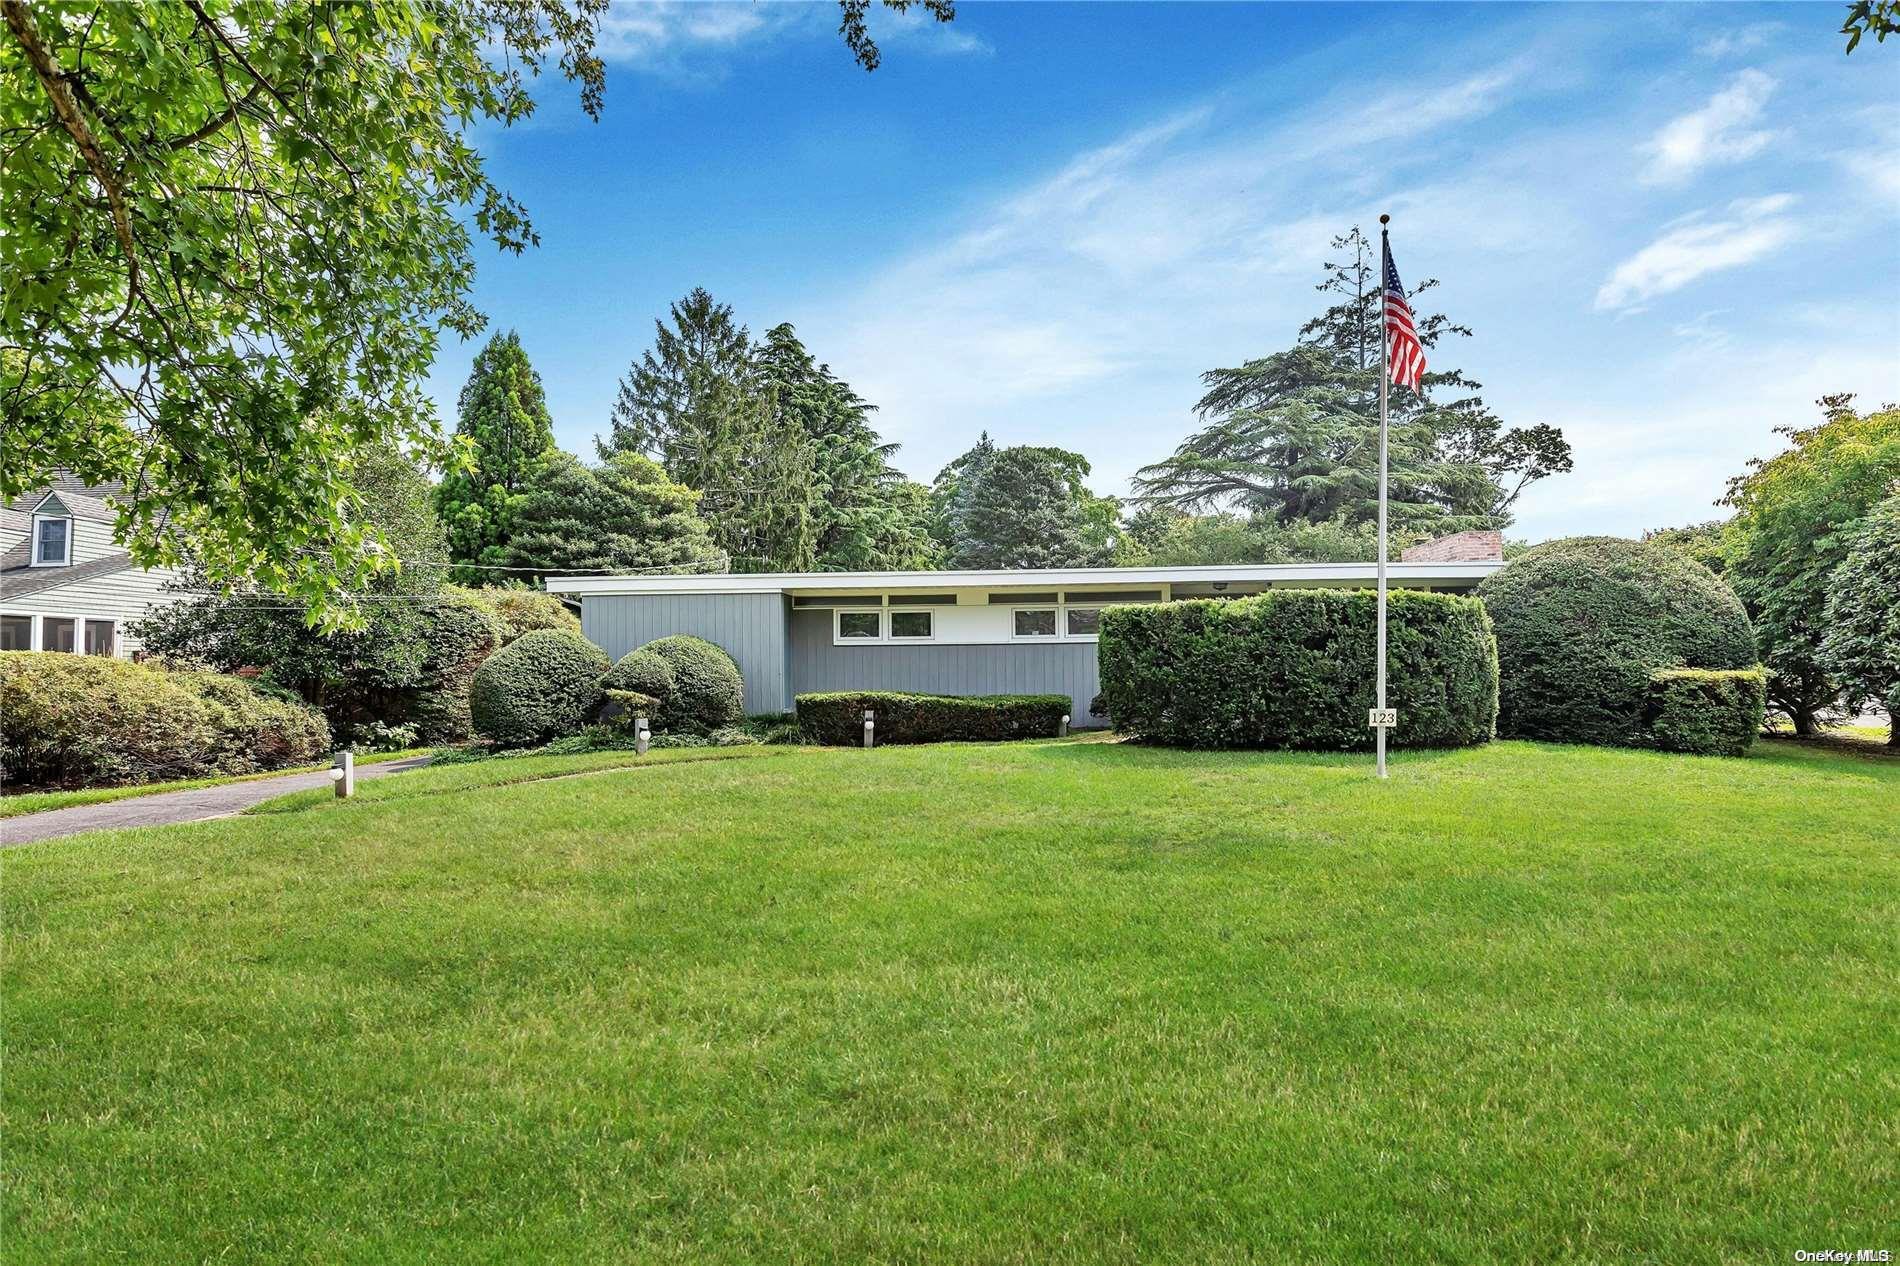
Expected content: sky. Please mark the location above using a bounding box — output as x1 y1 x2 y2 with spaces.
423 1 1900 543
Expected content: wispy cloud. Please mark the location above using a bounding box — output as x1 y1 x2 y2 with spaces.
1696 23 1782 59
1640 69 1778 184
592 0 987 75
1594 194 1799 312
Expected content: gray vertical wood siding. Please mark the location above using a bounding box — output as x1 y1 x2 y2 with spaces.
581 594 791 714
787 609 1103 722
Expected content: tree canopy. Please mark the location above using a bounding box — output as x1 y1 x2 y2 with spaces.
1719 397 1900 734
1133 228 1571 531
500 450 724 583
436 331 558 580
1820 492 1900 742
1 0 956 619
932 435 1120 569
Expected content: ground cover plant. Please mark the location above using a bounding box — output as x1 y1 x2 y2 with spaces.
6 738 1895 1261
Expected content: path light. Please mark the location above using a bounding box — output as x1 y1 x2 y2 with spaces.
863 710 875 750
1059 714 1070 738
331 750 354 799
635 715 650 757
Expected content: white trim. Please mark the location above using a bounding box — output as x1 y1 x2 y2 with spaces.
1008 604 1060 641
544 560 1502 598
886 607 937 643
831 605 941 646
29 513 72 567
0 611 118 655
833 608 883 644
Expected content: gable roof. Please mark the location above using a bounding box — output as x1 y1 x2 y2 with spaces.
0 551 139 600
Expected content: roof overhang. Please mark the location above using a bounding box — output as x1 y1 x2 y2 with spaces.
543 561 1505 598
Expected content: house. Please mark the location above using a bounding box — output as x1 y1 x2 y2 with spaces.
0 477 184 657
545 537 1507 724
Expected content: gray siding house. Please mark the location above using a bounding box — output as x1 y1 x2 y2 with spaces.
547 551 1505 724
0 477 184 657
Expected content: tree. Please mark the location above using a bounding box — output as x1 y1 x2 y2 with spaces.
599 291 818 572
1 0 956 620
1133 228 1571 530
1820 493 1900 743
501 450 724 582
435 331 559 580
1117 507 1421 566
755 322 938 571
131 444 501 743
1720 398 1900 734
1842 0 1899 51
1642 521 1730 576
932 438 1120 569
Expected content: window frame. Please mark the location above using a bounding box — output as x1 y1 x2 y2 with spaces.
30 513 72 567
39 614 78 653
1063 604 1105 640
886 607 936 642
833 608 884 643
0 612 118 655
1009 605 1060 640
0 612 34 653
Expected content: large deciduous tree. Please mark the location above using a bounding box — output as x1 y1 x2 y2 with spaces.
435 331 558 580
1 0 955 619
1820 492 1900 743
1720 397 1900 735
500 450 724 583
1133 228 1571 531
932 436 1120 569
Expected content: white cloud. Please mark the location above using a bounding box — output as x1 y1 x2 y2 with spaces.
1696 23 1782 59
1838 107 1900 209
1640 69 1778 184
1594 194 1799 312
592 0 988 73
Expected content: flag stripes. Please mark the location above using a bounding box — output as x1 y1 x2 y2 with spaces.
1382 243 1426 391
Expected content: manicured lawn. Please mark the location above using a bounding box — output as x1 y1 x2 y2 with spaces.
5 738 1895 1261
0 748 435 819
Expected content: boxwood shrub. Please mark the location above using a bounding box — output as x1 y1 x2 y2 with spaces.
0 652 330 788
1643 668 1767 756
600 649 676 717
1477 537 1758 748
797 691 1072 745
469 630 611 748
1097 589 1497 750
636 635 743 729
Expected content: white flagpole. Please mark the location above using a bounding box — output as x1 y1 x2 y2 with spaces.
1376 214 1391 780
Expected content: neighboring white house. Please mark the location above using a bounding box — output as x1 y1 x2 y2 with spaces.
0 475 184 657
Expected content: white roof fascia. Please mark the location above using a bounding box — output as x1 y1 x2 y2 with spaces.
542 561 1503 598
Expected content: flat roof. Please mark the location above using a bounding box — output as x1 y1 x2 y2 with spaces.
543 561 1504 597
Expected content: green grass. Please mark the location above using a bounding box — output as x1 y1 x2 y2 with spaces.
5 738 1896 1262
0 748 435 819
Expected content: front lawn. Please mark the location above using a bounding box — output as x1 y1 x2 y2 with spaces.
5 739 1895 1261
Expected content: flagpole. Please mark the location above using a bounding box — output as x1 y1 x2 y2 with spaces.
1376 214 1391 780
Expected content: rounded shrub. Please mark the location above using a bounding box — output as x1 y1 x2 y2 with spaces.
636 635 743 729
1097 589 1497 750
1476 537 1758 747
0 653 330 788
469 629 611 747
600 649 676 711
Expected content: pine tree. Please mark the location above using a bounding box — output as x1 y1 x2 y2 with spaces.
501 451 725 582
435 331 558 581
1134 228 1570 529
932 438 1119 568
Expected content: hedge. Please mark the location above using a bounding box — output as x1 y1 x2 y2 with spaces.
1477 537 1758 748
453 586 580 644
404 589 504 744
797 692 1072 745
1644 668 1767 757
600 649 676 714
469 630 611 747
1097 589 1498 750
0 652 330 789
637 635 744 730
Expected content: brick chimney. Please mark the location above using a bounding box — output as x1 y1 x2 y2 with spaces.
1400 529 1504 563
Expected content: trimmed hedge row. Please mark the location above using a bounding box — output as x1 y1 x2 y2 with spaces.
469 630 610 748
639 635 744 730
1477 537 1758 749
1097 589 1498 750
1644 668 1767 757
0 652 330 788
797 691 1072 745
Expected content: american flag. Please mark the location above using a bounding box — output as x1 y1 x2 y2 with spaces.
1383 242 1426 391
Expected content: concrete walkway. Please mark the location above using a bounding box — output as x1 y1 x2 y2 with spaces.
1 757 432 848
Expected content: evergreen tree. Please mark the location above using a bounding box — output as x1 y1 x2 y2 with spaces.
502 451 725 582
755 323 939 570
932 439 1119 568
1821 493 1900 744
1134 228 1571 529
436 331 558 581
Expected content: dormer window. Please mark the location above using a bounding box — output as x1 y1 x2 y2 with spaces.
29 493 74 567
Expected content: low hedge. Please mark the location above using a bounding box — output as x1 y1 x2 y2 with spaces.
469 630 610 747
1643 668 1766 756
797 691 1072 745
637 635 743 729
1097 589 1497 750
0 652 331 789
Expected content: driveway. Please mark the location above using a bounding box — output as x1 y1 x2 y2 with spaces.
1 757 432 848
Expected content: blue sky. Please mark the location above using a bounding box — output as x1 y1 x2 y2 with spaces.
424 1 1900 542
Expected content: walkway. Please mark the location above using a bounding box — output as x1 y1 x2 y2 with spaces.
1 757 432 848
